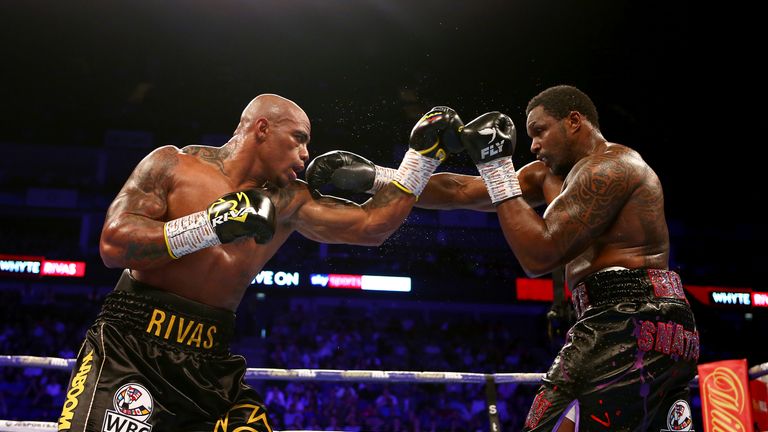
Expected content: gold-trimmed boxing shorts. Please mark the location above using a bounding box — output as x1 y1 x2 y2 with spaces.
523 268 699 432
57 269 272 432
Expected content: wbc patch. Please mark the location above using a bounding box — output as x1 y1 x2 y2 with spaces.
102 383 154 432
660 399 694 432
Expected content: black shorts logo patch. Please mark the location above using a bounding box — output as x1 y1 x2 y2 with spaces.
102 383 154 432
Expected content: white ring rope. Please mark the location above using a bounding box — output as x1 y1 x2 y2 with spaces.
4 354 768 383
0 355 545 384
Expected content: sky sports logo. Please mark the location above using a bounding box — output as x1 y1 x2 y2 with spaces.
310 273 411 292
249 270 411 292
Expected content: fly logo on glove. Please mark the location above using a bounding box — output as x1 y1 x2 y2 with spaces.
461 112 522 204
479 127 506 159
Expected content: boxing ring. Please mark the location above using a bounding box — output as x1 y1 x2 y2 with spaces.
2 355 768 431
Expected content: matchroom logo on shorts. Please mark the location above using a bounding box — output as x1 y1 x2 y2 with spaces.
102 383 154 432
661 399 694 431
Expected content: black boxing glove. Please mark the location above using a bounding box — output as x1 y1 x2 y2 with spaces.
460 112 522 204
408 106 465 160
305 150 396 195
393 106 464 196
164 189 276 259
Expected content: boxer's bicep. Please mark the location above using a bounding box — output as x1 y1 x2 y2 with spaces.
293 194 371 244
518 161 549 208
101 147 179 267
544 155 635 260
291 184 415 246
107 148 178 224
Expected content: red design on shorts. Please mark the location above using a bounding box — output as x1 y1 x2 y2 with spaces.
648 269 686 302
525 392 552 429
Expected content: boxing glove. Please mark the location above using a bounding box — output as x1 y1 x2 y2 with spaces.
164 189 276 259
305 150 396 195
461 111 516 164
460 112 522 204
392 106 464 197
408 106 465 161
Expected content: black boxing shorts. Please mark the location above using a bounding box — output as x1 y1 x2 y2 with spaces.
57 269 273 432
523 268 699 432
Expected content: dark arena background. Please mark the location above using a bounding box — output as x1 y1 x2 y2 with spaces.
0 1 765 431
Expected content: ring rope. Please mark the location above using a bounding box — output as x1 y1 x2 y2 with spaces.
0 355 544 384
3 355 768 383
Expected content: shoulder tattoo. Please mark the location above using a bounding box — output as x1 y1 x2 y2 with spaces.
136 147 179 195
560 155 633 229
182 145 229 175
634 167 666 225
110 147 179 220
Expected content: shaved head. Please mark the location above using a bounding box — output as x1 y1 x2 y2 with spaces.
236 94 308 135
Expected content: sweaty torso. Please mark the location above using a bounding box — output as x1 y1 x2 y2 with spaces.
559 145 669 288
132 148 300 311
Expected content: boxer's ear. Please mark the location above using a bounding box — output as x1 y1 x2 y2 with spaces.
254 117 269 141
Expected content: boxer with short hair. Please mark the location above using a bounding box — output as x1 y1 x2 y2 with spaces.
57 95 462 431
458 86 698 432
307 86 698 432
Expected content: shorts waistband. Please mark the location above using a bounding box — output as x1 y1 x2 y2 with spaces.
571 269 687 319
98 269 235 356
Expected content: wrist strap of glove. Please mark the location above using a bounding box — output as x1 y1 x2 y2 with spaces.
366 165 397 194
477 157 522 204
392 149 441 197
163 210 222 259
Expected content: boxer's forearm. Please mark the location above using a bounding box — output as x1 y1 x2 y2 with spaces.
416 172 495 211
295 185 416 247
100 213 174 269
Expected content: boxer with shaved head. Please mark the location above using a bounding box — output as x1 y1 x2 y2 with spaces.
58 95 462 430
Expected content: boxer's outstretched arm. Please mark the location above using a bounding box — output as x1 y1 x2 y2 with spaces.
415 172 493 211
306 151 557 212
100 146 177 269
287 181 417 247
417 161 556 211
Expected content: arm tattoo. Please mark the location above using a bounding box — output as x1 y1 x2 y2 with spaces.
123 238 169 263
365 187 402 209
562 156 632 231
634 167 666 226
549 155 635 255
318 196 359 208
269 184 296 211
100 148 182 266
134 150 177 201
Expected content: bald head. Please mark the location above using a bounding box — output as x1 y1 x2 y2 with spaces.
236 94 308 134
